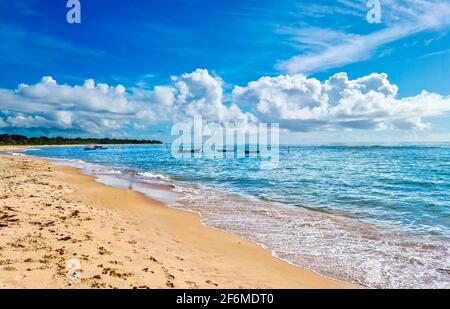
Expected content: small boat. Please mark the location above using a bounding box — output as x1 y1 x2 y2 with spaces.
217 149 236 153
245 146 260 154
177 149 201 154
245 150 260 154
84 145 108 151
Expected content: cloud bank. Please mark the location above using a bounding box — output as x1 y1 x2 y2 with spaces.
0 69 449 135
232 72 450 131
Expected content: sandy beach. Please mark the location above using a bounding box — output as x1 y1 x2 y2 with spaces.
0 146 355 289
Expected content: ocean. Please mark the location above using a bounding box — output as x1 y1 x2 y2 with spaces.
20 144 450 288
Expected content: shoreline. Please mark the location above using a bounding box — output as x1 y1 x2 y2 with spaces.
0 146 357 288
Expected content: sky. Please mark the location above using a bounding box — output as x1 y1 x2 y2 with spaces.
0 0 450 144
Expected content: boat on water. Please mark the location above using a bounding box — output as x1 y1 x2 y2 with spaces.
177 148 201 154
245 145 260 154
84 145 108 151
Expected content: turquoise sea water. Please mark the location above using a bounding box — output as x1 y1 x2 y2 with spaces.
21 145 450 288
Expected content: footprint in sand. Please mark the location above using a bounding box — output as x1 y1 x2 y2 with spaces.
146 256 159 263
141 267 155 274
165 273 175 280
98 246 112 256
185 281 199 288
3 266 17 271
165 281 174 288
206 280 219 287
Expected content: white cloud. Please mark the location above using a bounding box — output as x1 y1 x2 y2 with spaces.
169 69 253 123
1 69 449 135
132 69 254 124
16 76 133 114
233 72 450 131
278 0 450 74
0 69 251 134
0 75 141 134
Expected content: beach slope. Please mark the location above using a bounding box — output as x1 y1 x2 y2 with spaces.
0 149 354 288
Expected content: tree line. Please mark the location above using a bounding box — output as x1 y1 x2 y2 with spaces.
0 134 162 146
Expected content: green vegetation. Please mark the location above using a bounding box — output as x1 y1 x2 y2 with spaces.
0 134 162 146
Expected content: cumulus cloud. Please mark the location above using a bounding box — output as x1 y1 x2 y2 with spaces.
0 69 251 134
171 69 241 122
0 76 137 134
0 69 449 135
232 72 450 131
133 69 253 124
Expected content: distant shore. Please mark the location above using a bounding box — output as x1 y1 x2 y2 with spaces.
0 146 356 289
0 133 162 147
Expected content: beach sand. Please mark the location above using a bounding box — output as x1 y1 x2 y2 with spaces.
0 146 355 289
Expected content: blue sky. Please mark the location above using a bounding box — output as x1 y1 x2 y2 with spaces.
0 0 450 144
